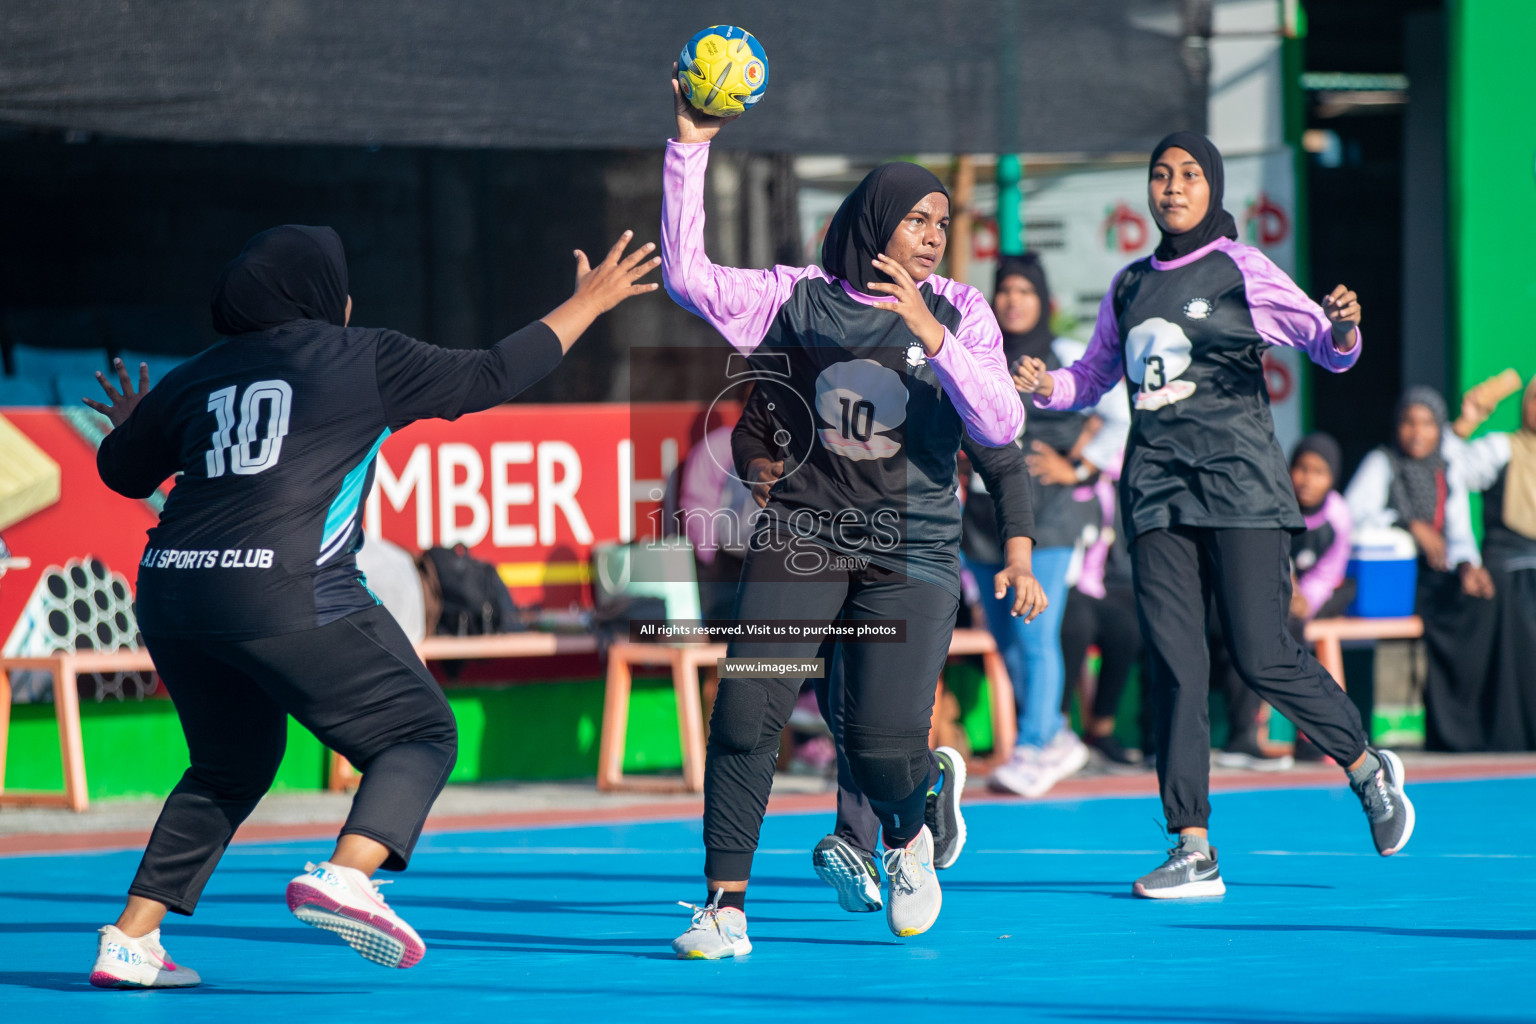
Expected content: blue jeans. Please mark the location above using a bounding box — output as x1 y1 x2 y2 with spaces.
971 547 1074 749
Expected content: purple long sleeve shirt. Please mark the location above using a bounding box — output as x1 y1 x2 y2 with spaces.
1034 236 1360 538
659 139 1022 597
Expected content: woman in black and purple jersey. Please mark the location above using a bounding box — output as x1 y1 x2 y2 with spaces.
662 74 1041 954
1016 131 1413 898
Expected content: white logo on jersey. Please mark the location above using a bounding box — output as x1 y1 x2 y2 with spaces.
1183 297 1213 320
905 343 926 367
813 359 908 461
1125 317 1197 411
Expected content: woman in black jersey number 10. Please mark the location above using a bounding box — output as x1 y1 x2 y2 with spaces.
1017 131 1415 898
662 70 1040 955
81 225 659 988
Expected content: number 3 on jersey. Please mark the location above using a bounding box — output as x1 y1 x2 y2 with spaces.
205 380 293 477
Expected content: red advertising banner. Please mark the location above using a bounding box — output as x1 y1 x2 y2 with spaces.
362 402 725 605
0 403 723 671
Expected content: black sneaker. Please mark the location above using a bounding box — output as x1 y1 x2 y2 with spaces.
1132 837 1227 899
1214 732 1295 772
925 746 968 870
1087 733 1143 767
812 834 883 912
1351 748 1415 856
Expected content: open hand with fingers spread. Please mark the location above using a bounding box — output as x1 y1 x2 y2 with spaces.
572 230 662 314
541 230 662 351
84 358 152 430
865 253 946 355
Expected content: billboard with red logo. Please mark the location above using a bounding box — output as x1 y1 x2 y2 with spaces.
0 403 718 699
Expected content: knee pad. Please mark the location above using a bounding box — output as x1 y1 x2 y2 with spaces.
708 679 786 755
843 726 931 803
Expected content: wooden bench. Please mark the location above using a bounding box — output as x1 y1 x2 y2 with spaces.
325 632 599 789
0 647 156 811
1303 616 1425 690
2 626 1015 808
0 633 600 810
596 626 1015 795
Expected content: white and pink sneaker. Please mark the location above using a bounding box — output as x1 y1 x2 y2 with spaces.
285 861 425 969
89 925 202 989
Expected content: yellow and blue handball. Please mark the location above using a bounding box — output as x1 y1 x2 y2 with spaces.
677 25 768 117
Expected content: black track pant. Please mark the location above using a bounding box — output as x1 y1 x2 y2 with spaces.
1219 582 1356 744
703 540 957 880
812 645 942 857
131 605 458 914
1059 587 1143 721
1131 527 1369 832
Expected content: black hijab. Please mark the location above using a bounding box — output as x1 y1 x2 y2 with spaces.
1384 387 1449 526
821 162 949 293
1291 432 1343 486
994 252 1054 366
1291 432 1343 513
1149 131 1238 262
211 225 349 335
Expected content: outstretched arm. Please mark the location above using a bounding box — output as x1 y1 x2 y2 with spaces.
1014 284 1127 411
92 359 179 499
379 232 659 426
663 76 810 353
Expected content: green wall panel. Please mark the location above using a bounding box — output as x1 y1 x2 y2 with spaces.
3 675 697 800
1450 0 1536 417
3 700 325 799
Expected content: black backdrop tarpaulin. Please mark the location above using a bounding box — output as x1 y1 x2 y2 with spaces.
0 0 1205 154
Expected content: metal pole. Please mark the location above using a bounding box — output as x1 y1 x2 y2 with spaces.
997 0 1023 255
997 155 1023 256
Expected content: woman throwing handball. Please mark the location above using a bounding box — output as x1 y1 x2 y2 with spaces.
1016 131 1413 898
662 72 1042 957
83 224 659 987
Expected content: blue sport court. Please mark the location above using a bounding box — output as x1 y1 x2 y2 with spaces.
2 776 1531 1023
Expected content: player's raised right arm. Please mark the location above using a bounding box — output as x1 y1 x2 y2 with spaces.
663 75 803 354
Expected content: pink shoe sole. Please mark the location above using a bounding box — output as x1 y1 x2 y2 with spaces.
285 881 425 969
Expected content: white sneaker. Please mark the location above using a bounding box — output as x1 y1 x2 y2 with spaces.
285 861 426 969
671 892 752 959
89 925 202 989
989 744 1043 795
882 825 941 937
1031 728 1091 796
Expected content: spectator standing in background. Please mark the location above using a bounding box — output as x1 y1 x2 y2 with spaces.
1434 375 1536 751
1345 387 1497 752
976 253 1130 798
